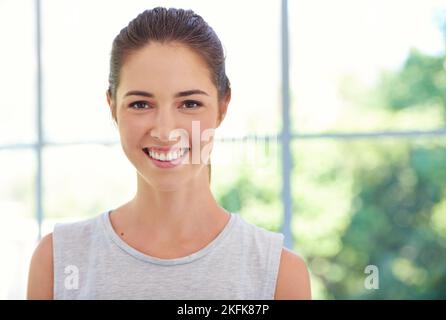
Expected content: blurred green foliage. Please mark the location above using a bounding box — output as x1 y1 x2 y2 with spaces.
216 21 446 300
326 30 446 298
378 49 446 116
319 139 446 299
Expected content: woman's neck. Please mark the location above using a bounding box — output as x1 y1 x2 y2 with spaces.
124 170 228 242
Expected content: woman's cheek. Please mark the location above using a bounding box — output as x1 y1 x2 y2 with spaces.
199 123 217 164
118 125 141 160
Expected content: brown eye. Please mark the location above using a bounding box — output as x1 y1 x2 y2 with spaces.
129 101 150 109
182 100 202 109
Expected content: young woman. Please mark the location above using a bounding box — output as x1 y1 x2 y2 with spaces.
27 7 311 300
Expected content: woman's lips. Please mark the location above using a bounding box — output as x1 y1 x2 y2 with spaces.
142 147 190 169
147 146 187 152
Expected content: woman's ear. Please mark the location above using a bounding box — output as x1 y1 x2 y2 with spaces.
217 90 231 127
106 90 118 126
106 89 113 112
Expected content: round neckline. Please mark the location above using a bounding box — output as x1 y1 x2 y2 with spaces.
101 209 237 266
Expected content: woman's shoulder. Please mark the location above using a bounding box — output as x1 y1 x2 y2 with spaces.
53 212 103 233
234 214 284 240
52 212 106 246
27 232 54 299
232 214 311 299
27 212 107 299
275 247 312 300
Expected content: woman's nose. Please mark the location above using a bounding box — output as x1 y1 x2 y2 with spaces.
150 107 178 142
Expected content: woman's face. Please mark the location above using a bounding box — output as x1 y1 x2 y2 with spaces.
107 42 228 191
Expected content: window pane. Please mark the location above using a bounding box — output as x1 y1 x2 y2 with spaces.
0 0 36 144
212 138 282 231
290 0 446 133
0 149 36 299
43 144 134 221
42 0 281 144
292 137 446 299
197 0 282 137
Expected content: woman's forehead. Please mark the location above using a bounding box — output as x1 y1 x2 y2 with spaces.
118 43 215 98
124 43 209 77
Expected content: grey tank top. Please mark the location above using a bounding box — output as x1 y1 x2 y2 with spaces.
52 210 284 299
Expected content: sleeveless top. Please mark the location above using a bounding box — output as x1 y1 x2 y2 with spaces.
52 210 284 299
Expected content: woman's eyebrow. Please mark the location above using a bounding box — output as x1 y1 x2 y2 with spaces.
123 89 209 98
174 89 209 98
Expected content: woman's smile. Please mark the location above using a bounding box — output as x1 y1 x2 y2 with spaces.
143 146 191 168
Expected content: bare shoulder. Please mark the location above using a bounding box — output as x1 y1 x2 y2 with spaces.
274 247 311 300
27 233 54 300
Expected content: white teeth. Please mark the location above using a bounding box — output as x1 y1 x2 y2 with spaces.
146 148 189 161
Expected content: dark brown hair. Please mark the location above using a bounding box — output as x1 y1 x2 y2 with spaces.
107 7 231 183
